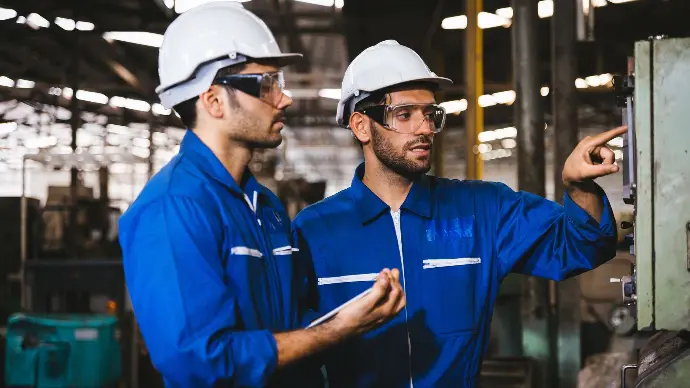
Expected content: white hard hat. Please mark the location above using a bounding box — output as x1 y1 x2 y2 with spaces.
156 2 302 109
336 40 452 127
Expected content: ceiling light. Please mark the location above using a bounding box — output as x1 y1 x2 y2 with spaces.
478 95 497 108
26 13 49 29
492 90 516 105
152 103 171 116
538 0 554 18
15 79 35 88
440 99 468 115
0 76 14 87
110 96 151 112
442 12 510 30
318 88 341 100
76 90 109 104
76 21 95 31
441 15 467 30
103 31 164 48
0 7 17 20
55 17 76 31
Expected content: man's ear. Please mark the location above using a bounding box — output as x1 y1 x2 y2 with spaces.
350 112 372 144
198 85 226 120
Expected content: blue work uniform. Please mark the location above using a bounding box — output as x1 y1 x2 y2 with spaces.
292 162 617 388
119 131 323 388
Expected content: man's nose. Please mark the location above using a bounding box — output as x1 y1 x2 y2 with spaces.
414 117 434 136
277 92 293 109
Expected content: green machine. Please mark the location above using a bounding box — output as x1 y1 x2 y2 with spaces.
613 36 690 387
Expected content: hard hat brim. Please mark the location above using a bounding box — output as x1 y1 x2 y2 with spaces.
359 75 454 93
256 53 304 68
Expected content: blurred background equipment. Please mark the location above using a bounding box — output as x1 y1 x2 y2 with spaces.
607 35 690 388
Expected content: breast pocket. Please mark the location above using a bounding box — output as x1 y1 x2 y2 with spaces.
420 256 481 336
316 272 379 312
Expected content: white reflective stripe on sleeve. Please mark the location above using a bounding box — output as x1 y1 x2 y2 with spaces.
230 246 263 258
273 245 291 254
317 273 379 285
272 245 298 256
422 257 481 269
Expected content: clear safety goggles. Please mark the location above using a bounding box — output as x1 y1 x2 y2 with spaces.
213 71 286 107
355 103 447 134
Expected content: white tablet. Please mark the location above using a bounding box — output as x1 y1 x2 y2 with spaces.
307 287 374 328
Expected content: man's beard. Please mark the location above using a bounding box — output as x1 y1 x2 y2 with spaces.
230 105 285 149
370 125 432 179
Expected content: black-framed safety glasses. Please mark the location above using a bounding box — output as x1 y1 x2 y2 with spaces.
212 71 286 107
355 103 447 134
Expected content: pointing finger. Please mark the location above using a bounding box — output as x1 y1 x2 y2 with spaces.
587 126 628 147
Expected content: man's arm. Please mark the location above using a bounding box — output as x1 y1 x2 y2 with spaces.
120 196 405 386
495 126 627 281
494 182 617 282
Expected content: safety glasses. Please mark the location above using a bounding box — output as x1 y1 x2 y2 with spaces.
356 103 447 134
212 71 286 107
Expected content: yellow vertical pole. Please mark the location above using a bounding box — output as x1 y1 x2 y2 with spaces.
465 0 484 180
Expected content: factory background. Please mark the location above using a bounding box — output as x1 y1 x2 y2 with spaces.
0 0 688 387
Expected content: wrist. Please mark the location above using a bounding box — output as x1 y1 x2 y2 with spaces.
563 178 597 193
324 316 359 339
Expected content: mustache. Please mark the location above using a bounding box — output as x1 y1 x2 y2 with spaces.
273 111 286 123
404 136 433 150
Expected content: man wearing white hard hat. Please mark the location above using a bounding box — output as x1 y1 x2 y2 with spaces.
119 5 405 387
292 40 624 386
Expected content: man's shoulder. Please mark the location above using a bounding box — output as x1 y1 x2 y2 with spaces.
122 155 221 219
293 187 354 229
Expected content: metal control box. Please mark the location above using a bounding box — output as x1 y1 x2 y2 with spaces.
633 37 690 332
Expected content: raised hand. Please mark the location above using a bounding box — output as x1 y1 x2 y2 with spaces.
332 268 406 336
562 126 628 187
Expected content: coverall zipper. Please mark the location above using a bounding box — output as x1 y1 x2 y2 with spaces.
246 192 282 329
391 210 414 387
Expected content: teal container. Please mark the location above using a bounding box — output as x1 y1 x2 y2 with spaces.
4 313 121 388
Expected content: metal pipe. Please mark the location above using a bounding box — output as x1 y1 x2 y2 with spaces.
68 6 81 258
512 0 550 387
553 0 579 204
464 0 483 180
552 1 581 387
512 0 545 197
20 156 27 310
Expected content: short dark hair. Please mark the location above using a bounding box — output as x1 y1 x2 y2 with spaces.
172 62 248 129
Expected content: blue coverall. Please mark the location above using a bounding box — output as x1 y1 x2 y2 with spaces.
119 131 322 387
292 162 617 387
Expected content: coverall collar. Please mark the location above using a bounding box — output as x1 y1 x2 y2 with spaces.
350 162 432 224
179 130 267 198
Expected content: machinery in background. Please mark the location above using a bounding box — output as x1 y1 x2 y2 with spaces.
2 153 139 387
611 36 690 387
